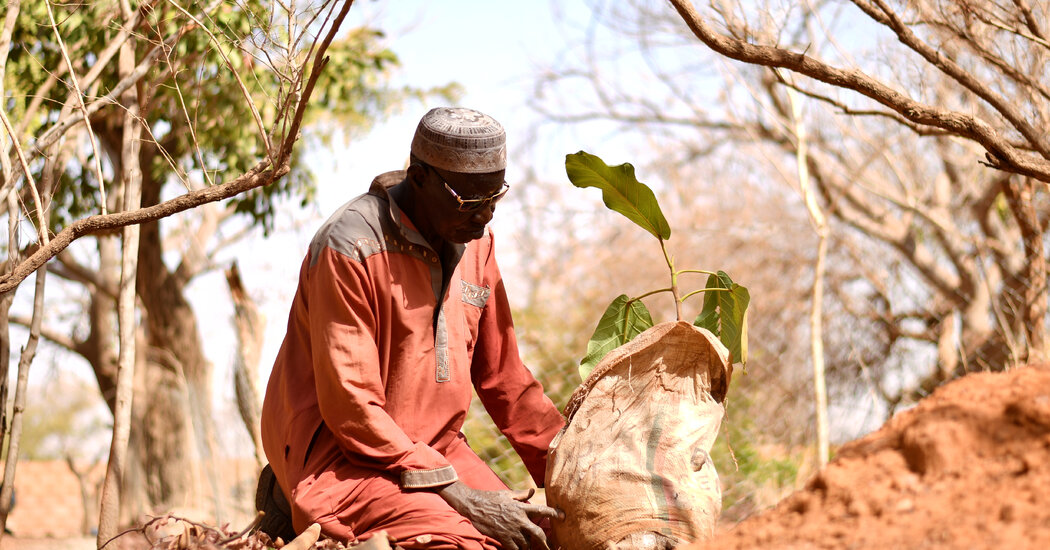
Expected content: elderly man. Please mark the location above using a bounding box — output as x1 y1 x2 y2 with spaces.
259 107 566 550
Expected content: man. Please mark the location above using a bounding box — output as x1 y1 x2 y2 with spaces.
260 107 566 550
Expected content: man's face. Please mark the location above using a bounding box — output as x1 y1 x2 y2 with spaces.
422 164 508 244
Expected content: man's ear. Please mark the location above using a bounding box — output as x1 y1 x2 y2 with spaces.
406 163 428 189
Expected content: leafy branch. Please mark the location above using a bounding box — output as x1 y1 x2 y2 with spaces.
566 151 750 379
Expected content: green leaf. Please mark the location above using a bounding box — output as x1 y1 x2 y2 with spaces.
565 151 671 240
693 271 750 365
579 295 655 380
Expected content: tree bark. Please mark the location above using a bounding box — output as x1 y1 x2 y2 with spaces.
787 85 830 466
1001 177 1048 364
130 149 203 511
0 8 20 534
0 195 16 537
0 139 52 538
226 262 267 470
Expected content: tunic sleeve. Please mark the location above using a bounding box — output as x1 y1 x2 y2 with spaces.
310 246 457 489
470 236 566 486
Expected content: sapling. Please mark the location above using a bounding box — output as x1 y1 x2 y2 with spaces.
565 151 750 379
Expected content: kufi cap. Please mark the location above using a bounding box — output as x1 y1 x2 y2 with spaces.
411 107 507 174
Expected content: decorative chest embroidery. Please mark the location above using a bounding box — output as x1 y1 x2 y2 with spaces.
347 237 386 262
436 353 450 382
435 310 450 383
460 280 490 308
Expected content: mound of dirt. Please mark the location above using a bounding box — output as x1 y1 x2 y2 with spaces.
687 363 1050 550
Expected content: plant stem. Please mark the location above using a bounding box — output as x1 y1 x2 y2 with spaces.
633 287 674 301
681 286 730 303
659 238 682 320
675 269 719 277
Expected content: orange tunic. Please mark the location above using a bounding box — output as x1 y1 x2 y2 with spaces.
261 171 564 548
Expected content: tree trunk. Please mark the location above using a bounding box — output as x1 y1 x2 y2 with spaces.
132 157 209 512
1002 177 1048 364
82 135 207 515
226 262 266 470
788 85 830 466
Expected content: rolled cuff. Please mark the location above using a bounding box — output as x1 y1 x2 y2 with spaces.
400 465 459 489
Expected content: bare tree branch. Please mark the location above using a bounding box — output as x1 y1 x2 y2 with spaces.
158 42 214 189
666 0 1050 182
771 71 957 138
0 262 46 536
0 105 50 247
0 141 51 538
0 158 289 295
932 17 1050 102
1012 0 1046 42
278 0 352 159
853 0 1049 156
7 314 79 352
0 1 19 225
0 0 19 86
51 252 118 297
226 262 266 470
172 204 242 285
0 107 16 545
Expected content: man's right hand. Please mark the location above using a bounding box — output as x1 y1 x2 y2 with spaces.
438 481 562 550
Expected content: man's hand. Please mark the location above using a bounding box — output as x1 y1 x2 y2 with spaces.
438 481 562 550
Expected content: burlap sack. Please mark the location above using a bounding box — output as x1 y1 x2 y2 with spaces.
545 321 732 550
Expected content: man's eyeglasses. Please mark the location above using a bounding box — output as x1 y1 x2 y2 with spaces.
443 181 510 212
427 165 510 212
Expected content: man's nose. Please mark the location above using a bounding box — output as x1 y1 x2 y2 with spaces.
471 203 495 224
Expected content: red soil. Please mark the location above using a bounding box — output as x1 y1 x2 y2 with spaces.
687 363 1050 550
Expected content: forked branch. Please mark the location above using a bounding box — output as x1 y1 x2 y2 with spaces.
666 0 1050 183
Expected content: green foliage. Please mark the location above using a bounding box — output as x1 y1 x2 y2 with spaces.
462 395 534 488
711 389 802 519
579 295 654 379
694 271 750 365
565 151 671 240
4 1 414 234
566 151 749 378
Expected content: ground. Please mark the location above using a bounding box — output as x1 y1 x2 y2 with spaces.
686 363 1050 550
0 538 94 550
6 364 1049 549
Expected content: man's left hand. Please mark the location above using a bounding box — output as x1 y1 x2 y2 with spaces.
438 481 562 550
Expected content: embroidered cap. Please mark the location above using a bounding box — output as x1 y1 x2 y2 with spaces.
411 107 507 174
